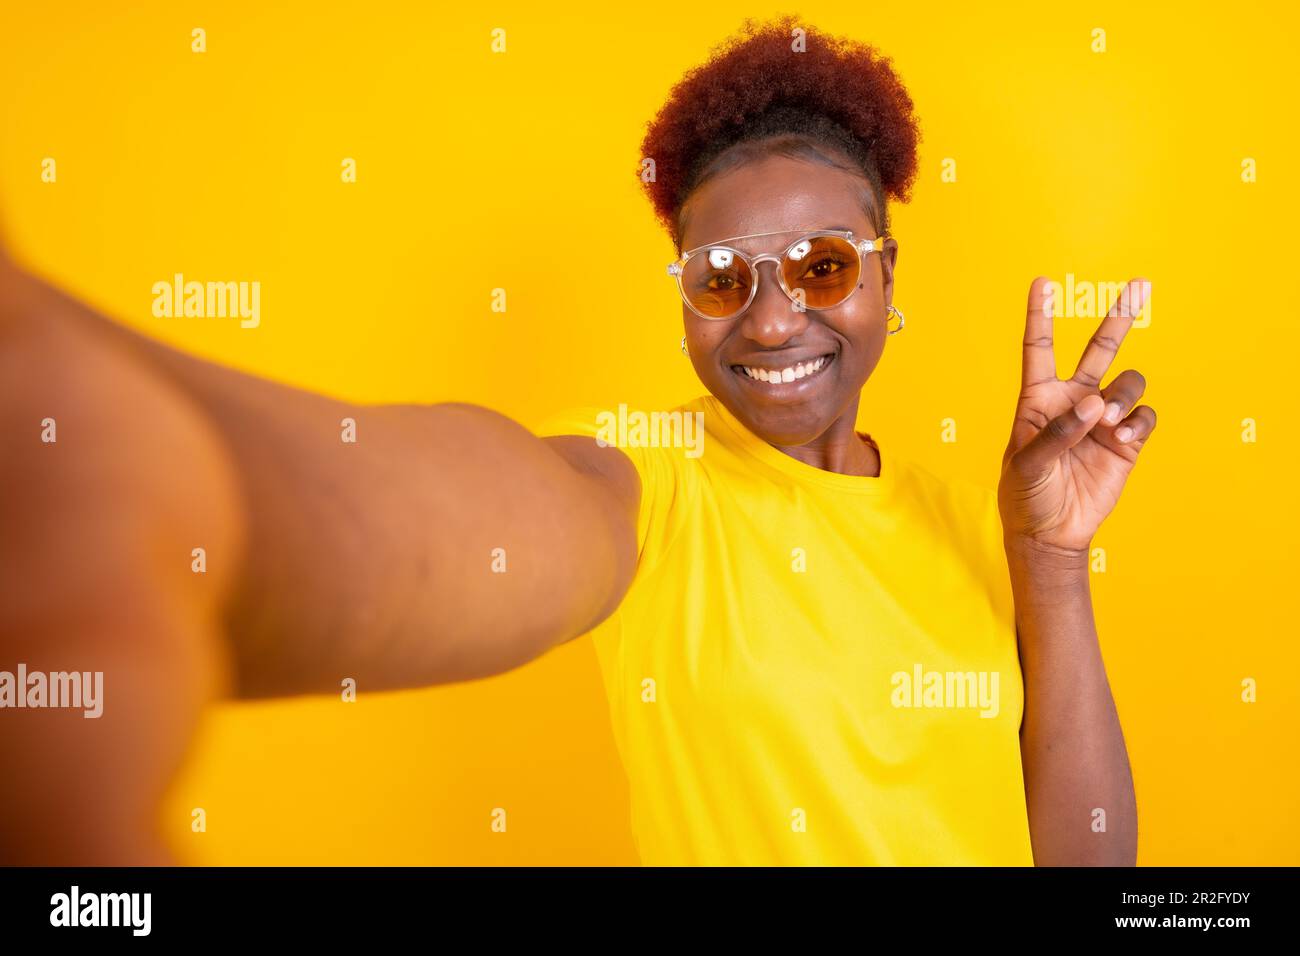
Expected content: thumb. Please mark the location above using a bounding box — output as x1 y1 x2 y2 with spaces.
1014 393 1104 478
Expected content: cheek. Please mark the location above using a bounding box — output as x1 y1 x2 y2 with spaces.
684 314 730 361
835 296 888 362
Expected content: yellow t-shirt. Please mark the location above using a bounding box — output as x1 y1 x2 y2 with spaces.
536 394 1034 866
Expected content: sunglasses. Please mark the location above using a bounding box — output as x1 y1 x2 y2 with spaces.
667 228 888 321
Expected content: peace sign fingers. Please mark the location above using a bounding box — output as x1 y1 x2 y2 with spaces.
1069 277 1150 388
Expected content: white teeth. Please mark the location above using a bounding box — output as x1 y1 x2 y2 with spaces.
739 355 831 384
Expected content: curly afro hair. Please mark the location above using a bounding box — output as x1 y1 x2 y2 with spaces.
639 14 921 253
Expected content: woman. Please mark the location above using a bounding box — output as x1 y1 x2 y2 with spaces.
0 16 1153 866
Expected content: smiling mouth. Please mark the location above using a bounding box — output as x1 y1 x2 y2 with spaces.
730 352 836 387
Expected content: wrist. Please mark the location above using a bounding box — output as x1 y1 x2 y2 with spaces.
1004 535 1091 590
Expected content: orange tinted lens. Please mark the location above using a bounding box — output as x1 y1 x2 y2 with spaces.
780 235 861 309
680 246 754 318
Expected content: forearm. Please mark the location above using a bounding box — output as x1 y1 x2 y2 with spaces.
1007 537 1137 866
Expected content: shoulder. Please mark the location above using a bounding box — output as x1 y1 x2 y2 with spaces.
533 398 706 567
534 397 708 450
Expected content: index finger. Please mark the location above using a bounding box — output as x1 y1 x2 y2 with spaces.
1070 277 1150 388
1021 275 1057 389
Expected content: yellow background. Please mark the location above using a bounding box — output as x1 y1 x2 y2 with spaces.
1 1 1295 864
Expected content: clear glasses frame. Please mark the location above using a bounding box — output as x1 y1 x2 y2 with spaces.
666 228 889 321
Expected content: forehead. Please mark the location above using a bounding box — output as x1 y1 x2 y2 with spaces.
679 155 873 252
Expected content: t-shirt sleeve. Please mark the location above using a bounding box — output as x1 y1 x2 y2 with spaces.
531 406 688 572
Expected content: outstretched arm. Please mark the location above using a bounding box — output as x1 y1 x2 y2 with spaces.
3 253 640 695
0 246 639 861
998 276 1156 865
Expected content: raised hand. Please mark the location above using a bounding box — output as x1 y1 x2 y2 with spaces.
998 276 1157 555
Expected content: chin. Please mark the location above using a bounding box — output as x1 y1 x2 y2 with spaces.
718 390 842 447
709 352 853 443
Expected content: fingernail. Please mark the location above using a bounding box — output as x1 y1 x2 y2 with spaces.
1104 402 1124 424
1115 425 1133 442
1074 395 1103 420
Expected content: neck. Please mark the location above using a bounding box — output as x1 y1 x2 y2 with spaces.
769 398 880 477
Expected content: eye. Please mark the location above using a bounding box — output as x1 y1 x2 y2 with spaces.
702 270 747 293
802 255 851 279
695 249 748 293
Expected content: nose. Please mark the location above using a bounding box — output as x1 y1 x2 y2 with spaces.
738 258 810 347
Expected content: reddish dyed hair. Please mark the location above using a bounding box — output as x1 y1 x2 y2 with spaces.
639 14 921 253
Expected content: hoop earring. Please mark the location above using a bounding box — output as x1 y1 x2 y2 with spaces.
886 305 906 335
681 335 689 356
